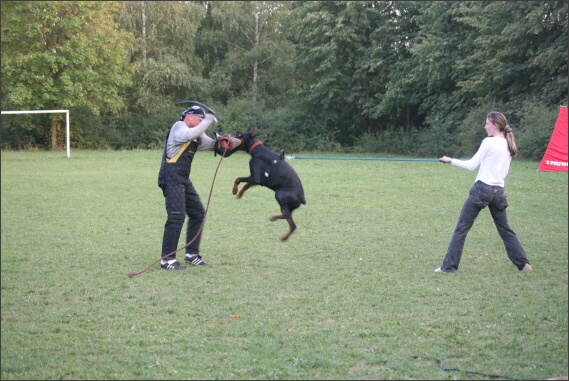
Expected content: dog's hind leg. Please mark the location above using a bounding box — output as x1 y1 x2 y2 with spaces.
269 207 286 221
280 216 296 241
270 206 296 241
232 178 240 195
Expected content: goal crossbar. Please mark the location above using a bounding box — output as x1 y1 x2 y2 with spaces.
1 109 71 157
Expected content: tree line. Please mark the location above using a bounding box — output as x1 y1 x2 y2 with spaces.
1 1 567 160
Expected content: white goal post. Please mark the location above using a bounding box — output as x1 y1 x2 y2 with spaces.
1 109 71 158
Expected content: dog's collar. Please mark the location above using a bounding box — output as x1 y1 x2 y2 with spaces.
248 141 263 153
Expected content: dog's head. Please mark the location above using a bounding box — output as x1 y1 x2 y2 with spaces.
235 127 259 152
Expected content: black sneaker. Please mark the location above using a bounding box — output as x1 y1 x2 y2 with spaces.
161 260 187 270
185 254 208 266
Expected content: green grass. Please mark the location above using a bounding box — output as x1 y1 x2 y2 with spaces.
1 150 567 380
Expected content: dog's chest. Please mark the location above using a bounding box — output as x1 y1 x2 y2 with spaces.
251 155 284 182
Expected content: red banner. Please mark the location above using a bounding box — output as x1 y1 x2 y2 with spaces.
538 106 568 172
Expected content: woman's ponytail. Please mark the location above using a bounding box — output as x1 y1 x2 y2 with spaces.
488 112 518 158
504 124 518 158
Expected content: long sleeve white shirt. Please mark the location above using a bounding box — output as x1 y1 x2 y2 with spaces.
166 114 217 158
451 137 511 187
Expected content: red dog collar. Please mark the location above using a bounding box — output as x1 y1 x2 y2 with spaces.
249 141 263 153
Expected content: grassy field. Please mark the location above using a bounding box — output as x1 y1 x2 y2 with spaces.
1 149 567 380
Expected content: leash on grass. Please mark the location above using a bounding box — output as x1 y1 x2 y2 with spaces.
411 355 518 380
126 140 234 278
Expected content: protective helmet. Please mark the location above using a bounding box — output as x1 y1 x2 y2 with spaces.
180 106 205 121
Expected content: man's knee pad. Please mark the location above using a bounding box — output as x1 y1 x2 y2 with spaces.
165 212 185 230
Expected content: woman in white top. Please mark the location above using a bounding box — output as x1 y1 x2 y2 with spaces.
435 111 532 273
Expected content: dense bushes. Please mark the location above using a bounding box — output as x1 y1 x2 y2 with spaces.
0 101 559 160
351 102 560 160
515 102 559 161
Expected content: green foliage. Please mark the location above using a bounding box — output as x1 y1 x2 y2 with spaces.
291 1 388 145
462 1 568 106
209 98 338 152
117 1 207 115
212 98 266 136
353 125 460 158
69 107 113 150
453 103 507 158
0 113 48 149
73 107 181 150
353 128 422 156
1 1 567 158
515 102 559 161
407 2 482 128
1 1 134 150
1 1 133 114
195 1 296 107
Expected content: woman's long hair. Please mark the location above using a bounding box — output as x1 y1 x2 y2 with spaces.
487 111 518 158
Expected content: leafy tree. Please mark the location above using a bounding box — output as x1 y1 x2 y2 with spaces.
457 1 568 107
402 2 483 127
117 1 208 115
3 0 566 155
291 1 419 144
197 1 296 108
365 1 422 132
291 1 366 145
1 1 134 149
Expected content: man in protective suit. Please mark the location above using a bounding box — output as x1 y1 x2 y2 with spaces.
157 105 240 270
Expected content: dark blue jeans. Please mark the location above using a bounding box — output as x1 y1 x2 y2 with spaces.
440 181 530 272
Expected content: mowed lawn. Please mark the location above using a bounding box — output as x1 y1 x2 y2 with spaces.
1 150 567 380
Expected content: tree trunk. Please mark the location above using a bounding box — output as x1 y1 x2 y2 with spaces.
50 119 61 150
252 11 259 100
141 1 146 71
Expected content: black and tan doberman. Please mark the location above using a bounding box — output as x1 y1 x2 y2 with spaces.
232 127 306 240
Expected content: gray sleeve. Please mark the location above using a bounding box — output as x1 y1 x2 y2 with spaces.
171 114 215 143
197 132 216 151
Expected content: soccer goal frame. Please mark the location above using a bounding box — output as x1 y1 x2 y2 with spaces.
1 109 71 158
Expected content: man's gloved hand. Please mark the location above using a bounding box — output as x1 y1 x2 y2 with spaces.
200 103 217 123
214 132 242 157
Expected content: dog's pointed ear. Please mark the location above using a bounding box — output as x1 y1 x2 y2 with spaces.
251 127 258 136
